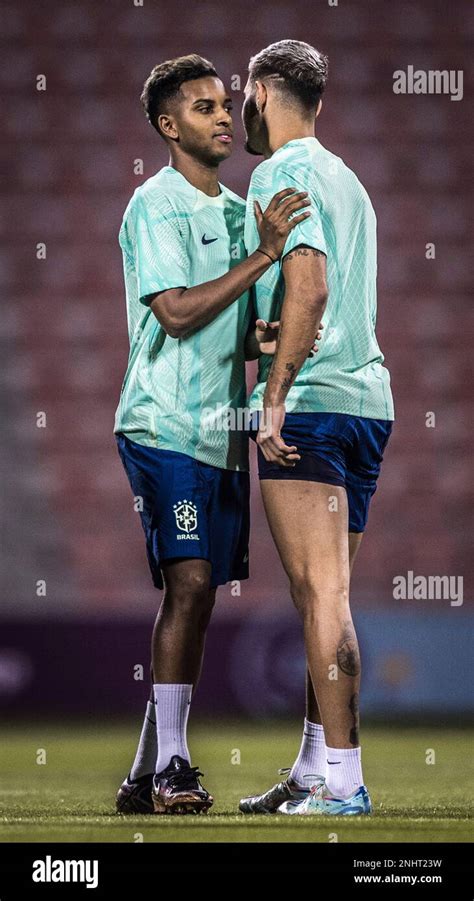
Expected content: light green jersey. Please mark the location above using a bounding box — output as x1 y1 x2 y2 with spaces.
245 137 394 420
114 166 252 471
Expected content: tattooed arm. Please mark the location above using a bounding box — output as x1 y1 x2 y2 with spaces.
257 245 328 466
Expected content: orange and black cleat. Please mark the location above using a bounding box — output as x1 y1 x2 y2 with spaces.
152 755 213 815
116 772 154 815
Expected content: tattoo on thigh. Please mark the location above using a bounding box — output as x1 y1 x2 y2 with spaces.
349 692 360 746
337 621 361 676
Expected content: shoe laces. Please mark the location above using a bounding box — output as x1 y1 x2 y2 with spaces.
278 766 325 791
167 764 204 791
309 781 325 797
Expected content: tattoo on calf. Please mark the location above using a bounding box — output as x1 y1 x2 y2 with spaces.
349 692 360 746
337 621 361 676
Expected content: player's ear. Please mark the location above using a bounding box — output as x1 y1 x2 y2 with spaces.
157 114 179 141
315 99 323 119
255 80 267 115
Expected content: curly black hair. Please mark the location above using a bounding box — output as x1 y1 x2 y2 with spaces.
141 54 218 135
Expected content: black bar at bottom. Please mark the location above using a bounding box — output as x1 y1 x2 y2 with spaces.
0 841 471 897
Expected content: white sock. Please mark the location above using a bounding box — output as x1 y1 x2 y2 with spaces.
153 683 192 773
129 700 157 781
325 745 363 799
289 718 326 788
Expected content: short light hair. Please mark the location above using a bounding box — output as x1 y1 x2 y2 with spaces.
248 40 328 110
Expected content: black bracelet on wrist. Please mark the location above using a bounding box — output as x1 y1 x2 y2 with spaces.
256 247 277 264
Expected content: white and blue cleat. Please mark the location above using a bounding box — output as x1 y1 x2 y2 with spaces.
239 768 322 814
278 781 372 816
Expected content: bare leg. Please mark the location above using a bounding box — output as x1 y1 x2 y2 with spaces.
150 558 216 690
306 531 363 723
261 480 359 749
129 560 215 784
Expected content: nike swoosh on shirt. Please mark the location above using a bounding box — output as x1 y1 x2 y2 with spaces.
202 235 218 245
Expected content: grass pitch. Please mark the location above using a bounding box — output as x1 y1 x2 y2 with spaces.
0 720 472 842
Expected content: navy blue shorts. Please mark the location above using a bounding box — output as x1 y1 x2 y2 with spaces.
115 433 250 589
251 412 392 533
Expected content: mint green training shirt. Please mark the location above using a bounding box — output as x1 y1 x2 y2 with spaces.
114 166 252 471
245 137 394 421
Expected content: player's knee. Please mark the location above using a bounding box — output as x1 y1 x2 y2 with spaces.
290 575 349 616
167 569 213 616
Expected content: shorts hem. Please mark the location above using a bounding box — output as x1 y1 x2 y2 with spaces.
150 556 250 590
210 568 250 589
258 472 345 488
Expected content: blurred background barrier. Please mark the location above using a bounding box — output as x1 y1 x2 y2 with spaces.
0 612 472 718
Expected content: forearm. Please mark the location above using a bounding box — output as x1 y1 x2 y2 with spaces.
164 251 272 338
264 293 326 406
